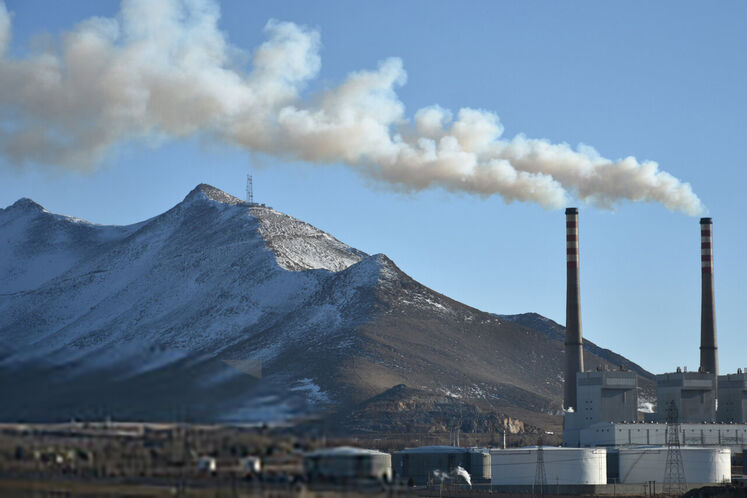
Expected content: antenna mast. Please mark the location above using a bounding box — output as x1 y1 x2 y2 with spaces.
246 174 254 204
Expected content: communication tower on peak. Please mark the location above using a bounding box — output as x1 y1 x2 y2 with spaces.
246 173 254 205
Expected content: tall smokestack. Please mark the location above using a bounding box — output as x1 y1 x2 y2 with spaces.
700 218 718 375
564 207 584 410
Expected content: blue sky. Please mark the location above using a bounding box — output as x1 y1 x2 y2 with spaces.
1 1 745 374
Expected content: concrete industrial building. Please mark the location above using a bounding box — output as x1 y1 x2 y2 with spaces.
656 370 717 423
717 370 747 423
564 370 638 447
579 422 747 454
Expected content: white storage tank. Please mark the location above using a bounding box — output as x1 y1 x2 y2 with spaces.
618 446 731 484
490 447 606 485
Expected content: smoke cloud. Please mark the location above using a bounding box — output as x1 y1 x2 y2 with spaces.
0 0 704 215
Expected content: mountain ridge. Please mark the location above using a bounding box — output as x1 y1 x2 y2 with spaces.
0 184 652 429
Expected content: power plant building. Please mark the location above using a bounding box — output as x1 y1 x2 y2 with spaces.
564 370 638 447
656 371 717 423
717 371 747 423
560 213 747 450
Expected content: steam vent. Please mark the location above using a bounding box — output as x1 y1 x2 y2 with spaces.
564 207 584 410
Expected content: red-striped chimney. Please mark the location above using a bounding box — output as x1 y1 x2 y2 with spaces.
700 217 718 375
564 207 584 410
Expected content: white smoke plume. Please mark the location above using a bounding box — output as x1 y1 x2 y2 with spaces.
455 466 472 487
0 0 705 215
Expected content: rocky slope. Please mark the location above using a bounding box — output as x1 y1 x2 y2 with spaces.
0 184 651 428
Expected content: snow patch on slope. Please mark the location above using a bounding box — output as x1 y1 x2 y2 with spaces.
252 206 367 272
0 198 137 293
290 378 330 405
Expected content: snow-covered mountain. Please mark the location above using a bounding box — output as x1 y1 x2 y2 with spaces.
0 184 649 425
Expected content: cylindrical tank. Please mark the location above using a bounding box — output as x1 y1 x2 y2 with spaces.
392 446 491 485
490 447 606 485
304 447 391 482
618 446 730 484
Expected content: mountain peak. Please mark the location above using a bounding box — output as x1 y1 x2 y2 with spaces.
8 197 45 213
184 184 249 206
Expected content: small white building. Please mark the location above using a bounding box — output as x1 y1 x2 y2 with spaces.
618 446 730 484
490 447 606 485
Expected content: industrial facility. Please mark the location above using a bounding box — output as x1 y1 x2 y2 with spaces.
560 209 745 489
297 210 744 493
